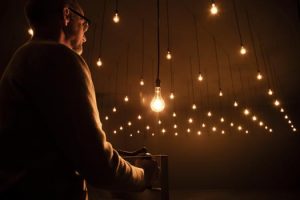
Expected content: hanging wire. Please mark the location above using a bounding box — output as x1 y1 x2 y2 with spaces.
189 57 196 104
258 39 272 91
212 36 222 93
126 44 129 96
141 19 145 80
156 0 160 84
246 9 261 73
226 54 237 99
98 0 107 59
232 0 244 46
114 61 119 106
115 0 118 13
237 65 246 105
166 0 171 52
193 15 202 76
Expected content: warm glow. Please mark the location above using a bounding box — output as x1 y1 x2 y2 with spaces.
105 116 109 120
28 28 34 37
212 126 217 132
269 129 273 133
288 120 292 124
113 12 120 23
252 116 257 121
202 123 206 128
113 130 117 134
192 104 197 110
198 73 203 81
238 126 242 131
243 108 250 116
166 51 172 60
112 107 117 112
220 117 225 123
280 108 284 113
152 133 155 136
96 58 102 67
130 134 133 137
173 124 177 129
128 121 132 126
169 92 175 99
146 125 150 130
197 131 202 135
291 125 294 128
187 128 191 133
172 112 177 117
150 87 165 112
268 89 273 96
137 130 140 133
137 115 142 120
293 128 297 132
119 126 123 130
210 3 218 15
219 90 223 97
230 122 234 127
285 115 288 119
207 111 212 117
158 120 162 125
234 101 238 107
245 130 249 134
274 99 280 106
188 118 193 123
140 79 144 86
265 126 268 130
259 121 264 126
175 132 178 136
124 95 129 102
161 128 166 133
221 130 225 134
240 46 247 55
257 72 263 80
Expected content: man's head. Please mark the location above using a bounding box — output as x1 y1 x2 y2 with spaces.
25 0 89 55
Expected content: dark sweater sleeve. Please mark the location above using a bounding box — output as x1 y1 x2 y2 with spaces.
26 44 145 191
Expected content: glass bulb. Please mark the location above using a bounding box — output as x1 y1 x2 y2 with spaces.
280 108 284 113
234 101 238 107
175 132 178 136
197 131 202 135
124 95 129 102
244 108 250 116
252 116 257 121
220 117 225 122
140 78 144 86
269 129 273 133
172 112 177 117
221 130 225 134
105 116 109 120
158 120 162 124
210 3 218 15
137 115 142 120
146 125 150 130
268 89 273 96
188 118 193 123
274 99 280 106
119 126 123 130
150 87 165 112
219 90 223 97
245 130 249 134
192 104 197 110
293 128 297 132
113 130 117 134
128 121 132 126
230 122 234 127
198 73 203 81
96 58 102 67
240 46 247 55
161 128 166 133
187 128 191 133
285 115 288 119
212 126 217 132
256 72 263 80
169 92 175 99
112 107 117 112
113 12 120 23
259 121 264 126
28 28 34 37
173 124 177 129
166 51 172 60
238 126 242 131
202 123 206 128
207 111 212 117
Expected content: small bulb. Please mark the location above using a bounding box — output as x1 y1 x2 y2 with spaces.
268 89 273 96
285 115 288 119
113 12 120 23
169 92 175 99
96 58 102 67
173 124 178 129
230 122 234 127
220 117 225 123
198 73 203 81
124 95 129 102
245 130 249 134
187 128 191 133
269 129 273 133
221 130 225 134
219 90 223 97
192 104 197 110
166 51 172 60
112 107 117 112
265 126 268 130
293 128 297 132
252 116 257 121
137 130 140 133
137 115 142 120
105 116 109 120
234 101 238 107
238 126 242 131
259 121 264 126
210 3 218 15
158 120 162 125
152 133 155 136
172 112 177 117
243 108 250 116
202 123 206 128
240 46 247 55
162 128 166 133
280 108 284 113
175 132 178 136
128 121 132 126
274 99 280 106
119 126 123 130
150 87 165 112
146 125 150 130
28 28 34 37
140 79 144 86
130 134 133 137
197 131 202 135
188 118 193 124
207 111 212 117
291 125 294 128
288 120 292 124
257 72 263 80
212 126 217 132
113 130 117 134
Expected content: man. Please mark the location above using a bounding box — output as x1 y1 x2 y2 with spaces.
0 0 158 199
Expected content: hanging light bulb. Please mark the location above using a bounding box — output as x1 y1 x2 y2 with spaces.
187 128 191 133
192 104 197 110
240 45 247 55
207 111 212 117
288 120 292 124
119 126 123 130
137 130 140 134
210 3 218 15
274 99 280 107
113 12 120 23
105 116 109 120
284 115 288 119
252 116 257 121
137 115 142 120
256 71 263 80
269 129 273 133
124 95 129 102
202 123 206 128
245 130 249 134
259 121 264 126
166 50 172 60
234 101 238 107
150 86 165 112
152 133 155 136
212 126 217 132
140 78 144 86
28 28 34 37
219 89 223 97
172 112 177 117
221 130 225 134
243 108 250 116
127 121 132 126
198 73 203 81
280 108 284 113
169 92 175 99
188 118 193 124
268 89 273 96
238 126 243 131
173 124 177 129
175 132 178 136
220 117 225 123
146 125 150 130
265 126 268 130
112 107 117 112
230 122 234 127
113 130 117 134
96 57 102 67
161 128 166 133
158 120 162 125
293 128 297 132
197 131 202 135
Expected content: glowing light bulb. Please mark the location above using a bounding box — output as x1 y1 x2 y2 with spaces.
198 73 203 81
219 90 223 97
207 111 212 117
202 123 206 128
113 12 120 23
146 125 150 130
112 107 117 112
269 129 273 133
265 126 268 130
197 131 202 135
243 108 250 116
140 78 144 86
113 130 117 134
172 112 177 117
152 133 155 136
28 28 34 37
293 128 297 132
230 122 234 127
259 121 264 126
252 116 257 121
96 58 102 67
119 126 123 130
256 72 263 80
169 92 175 99
127 121 132 126
158 120 162 125
221 130 225 134
124 95 129 102
245 130 249 134
137 130 140 133
280 108 284 113
166 51 172 60
268 89 273 96
285 115 288 119
192 104 197 110
137 115 142 120
105 116 109 120
210 3 218 15
175 132 178 136
234 101 238 107
130 134 133 137
188 118 193 124
220 117 225 123
238 126 242 131
288 120 292 124
150 87 165 112
162 128 166 133
187 128 191 133
173 124 177 129
274 99 280 106
291 125 294 128
212 126 217 132
240 46 247 55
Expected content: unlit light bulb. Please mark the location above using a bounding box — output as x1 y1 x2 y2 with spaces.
150 87 165 112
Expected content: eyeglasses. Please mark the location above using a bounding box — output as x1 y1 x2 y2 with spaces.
68 7 91 31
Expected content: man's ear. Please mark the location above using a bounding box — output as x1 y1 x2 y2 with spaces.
63 7 71 26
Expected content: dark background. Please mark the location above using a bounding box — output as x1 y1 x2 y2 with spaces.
1 0 300 190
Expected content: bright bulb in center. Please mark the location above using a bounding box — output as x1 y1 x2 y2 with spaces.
150 87 165 112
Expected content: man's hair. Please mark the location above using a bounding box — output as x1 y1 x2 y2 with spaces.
24 0 79 29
